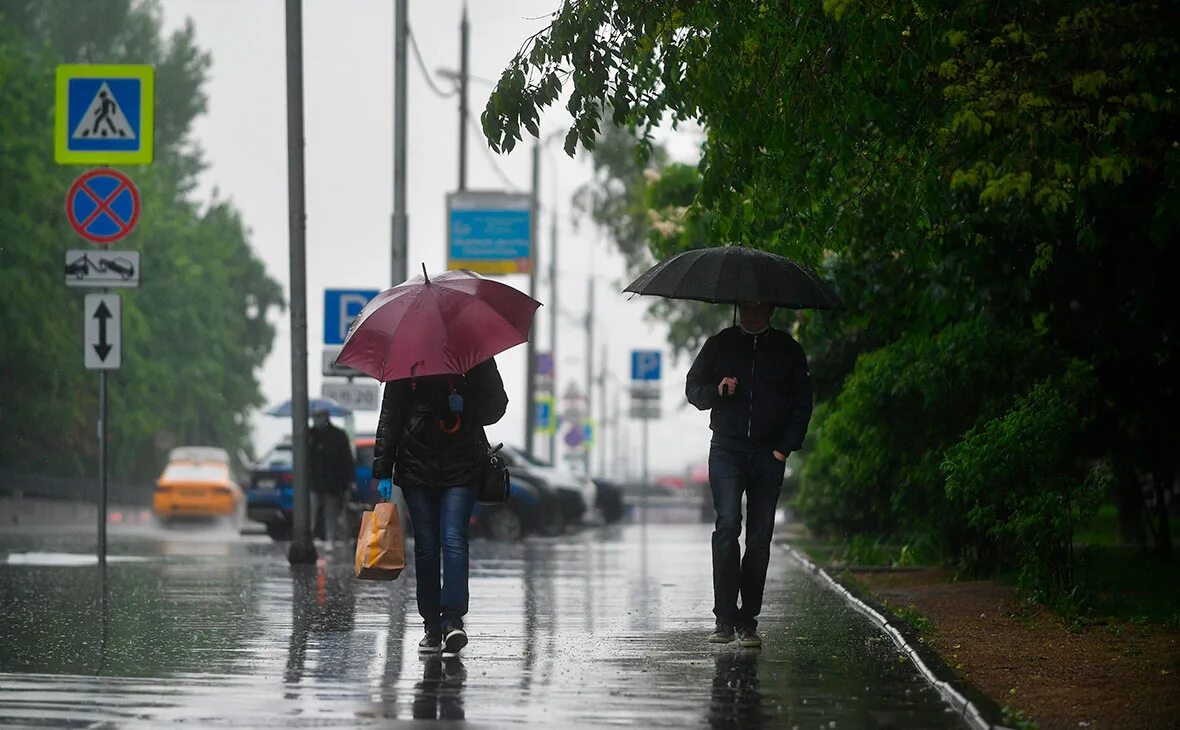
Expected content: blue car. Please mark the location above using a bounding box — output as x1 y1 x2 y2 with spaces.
472 472 570 541
246 436 381 542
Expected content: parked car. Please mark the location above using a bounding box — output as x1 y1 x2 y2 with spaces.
245 435 406 542
499 446 596 525
473 474 543 541
153 446 243 523
473 471 569 541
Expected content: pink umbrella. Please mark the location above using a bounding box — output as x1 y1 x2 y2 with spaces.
334 268 541 382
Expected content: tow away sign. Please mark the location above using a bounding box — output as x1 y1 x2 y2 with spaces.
65 249 140 288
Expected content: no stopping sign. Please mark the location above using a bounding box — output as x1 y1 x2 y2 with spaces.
66 168 141 245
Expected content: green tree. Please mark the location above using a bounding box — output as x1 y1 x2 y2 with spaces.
484 0 1180 574
0 1 283 481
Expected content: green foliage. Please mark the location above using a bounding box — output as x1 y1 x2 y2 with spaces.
0 1 283 480
943 365 1108 597
797 318 1061 543
490 0 1180 584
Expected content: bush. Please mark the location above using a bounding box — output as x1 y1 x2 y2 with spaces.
796 317 1060 548
942 364 1107 599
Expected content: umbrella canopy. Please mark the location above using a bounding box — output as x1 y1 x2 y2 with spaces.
265 397 352 418
335 268 541 382
623 246 842 309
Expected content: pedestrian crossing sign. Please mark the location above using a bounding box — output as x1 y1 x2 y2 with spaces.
55 65 154 165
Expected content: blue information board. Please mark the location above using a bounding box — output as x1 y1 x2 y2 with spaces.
447 192 532 274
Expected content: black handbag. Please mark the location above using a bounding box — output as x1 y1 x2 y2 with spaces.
478 443 510 505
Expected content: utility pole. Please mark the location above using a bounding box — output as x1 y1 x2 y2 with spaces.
525 141 540 454
611 382 621 480
457 2 469 191
584 277 594 475
598 343 608 477
548 209 558 463
391 0 408 285
285 0 315 564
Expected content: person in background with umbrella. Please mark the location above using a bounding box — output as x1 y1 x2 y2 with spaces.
307 406 355 546
371 358 507 656
687 300 813 649
339 268 537 657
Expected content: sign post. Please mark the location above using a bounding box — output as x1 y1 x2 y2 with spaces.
57 63 154 578
84 293 121 570
630 350 662 526
321 289 380 412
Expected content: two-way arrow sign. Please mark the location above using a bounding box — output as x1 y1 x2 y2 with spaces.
84 293 121 369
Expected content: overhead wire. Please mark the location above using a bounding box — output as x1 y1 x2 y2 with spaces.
405 26 458 99
404 22 523 190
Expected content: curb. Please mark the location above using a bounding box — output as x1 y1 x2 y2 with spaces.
781 544 1000 730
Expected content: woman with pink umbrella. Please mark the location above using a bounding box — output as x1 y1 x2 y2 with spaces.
337 267 540 656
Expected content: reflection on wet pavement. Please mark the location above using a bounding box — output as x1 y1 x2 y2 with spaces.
0 523 971 728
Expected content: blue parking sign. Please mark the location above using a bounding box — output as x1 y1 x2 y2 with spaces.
631 350 661 381
324 289 379 345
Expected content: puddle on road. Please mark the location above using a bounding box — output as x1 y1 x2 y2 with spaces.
5 552 148 566
0 524 975 728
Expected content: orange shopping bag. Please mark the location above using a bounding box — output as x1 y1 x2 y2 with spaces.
354 502 406 580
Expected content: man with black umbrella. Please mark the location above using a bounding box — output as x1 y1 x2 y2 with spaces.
686 301 813 649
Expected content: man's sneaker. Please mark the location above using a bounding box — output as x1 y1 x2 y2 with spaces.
442 627 468 655
707 623 735 643
736 626 762 649
418 631 442 654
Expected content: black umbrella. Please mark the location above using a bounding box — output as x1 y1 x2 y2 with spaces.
623 246 843 309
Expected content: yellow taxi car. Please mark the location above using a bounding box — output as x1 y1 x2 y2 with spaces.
153 446 243 521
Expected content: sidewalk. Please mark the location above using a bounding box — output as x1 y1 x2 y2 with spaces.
0 522 975 727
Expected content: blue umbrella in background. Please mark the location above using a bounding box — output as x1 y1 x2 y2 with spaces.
264 397 353 418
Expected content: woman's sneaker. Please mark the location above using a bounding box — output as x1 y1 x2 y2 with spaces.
707 623 735 643
418 631 442 654
442 627 468 656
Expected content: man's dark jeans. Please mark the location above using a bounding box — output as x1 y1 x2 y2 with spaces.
708 444 785 630
402 484 477 633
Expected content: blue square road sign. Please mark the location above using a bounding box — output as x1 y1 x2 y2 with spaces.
631 350 662 381
324 289 379 345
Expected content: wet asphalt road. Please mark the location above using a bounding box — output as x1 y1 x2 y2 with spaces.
0 520 972 728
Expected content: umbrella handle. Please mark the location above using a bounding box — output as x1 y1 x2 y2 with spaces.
439 415 462 434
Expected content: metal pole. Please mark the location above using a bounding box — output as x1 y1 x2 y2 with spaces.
457 2 469 191
641 415 649 526
525 141 539 454
391 0 408 285
612 385 621 480
97 369 107 570
598 344 607 477
584 278 594 475
285 0 315 564
548 210 558 463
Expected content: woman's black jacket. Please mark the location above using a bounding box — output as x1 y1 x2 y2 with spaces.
371 358 508 489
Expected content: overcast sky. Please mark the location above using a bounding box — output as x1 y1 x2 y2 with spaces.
157 0 712 479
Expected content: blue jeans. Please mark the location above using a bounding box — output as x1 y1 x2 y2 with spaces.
708 444 785 629
402 485 477 633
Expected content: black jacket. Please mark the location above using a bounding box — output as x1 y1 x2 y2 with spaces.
686 326 813 453
307 423 355 493
372 358 508 489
